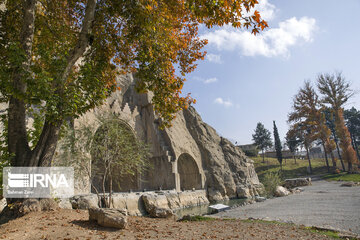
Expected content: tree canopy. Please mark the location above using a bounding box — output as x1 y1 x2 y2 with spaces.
0 0 268 167
252 122 272 162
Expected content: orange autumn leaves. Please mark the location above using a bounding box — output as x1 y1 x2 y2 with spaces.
288 74 358 171
108 0 269 127
1 0 268 127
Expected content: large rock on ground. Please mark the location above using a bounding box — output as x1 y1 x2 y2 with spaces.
283 178 311 189
71 194 99 209
89 208 127 229
141 190 209 218
111 193 147 216
141 193 175 218
57 198 73 209
274 186 290 197
19 199 41 213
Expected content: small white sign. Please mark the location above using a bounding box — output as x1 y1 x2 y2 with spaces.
3 167 74 198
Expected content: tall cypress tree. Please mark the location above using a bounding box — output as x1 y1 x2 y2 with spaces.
273 121 283 170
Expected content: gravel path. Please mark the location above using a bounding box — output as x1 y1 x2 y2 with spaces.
215 180 360 236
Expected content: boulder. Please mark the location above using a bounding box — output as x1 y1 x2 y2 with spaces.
71 194 99 209
255 196 266 202
141 193 174 218
19 199 41 213
89 208 127 229
57 198 73 209
283 178 311 189
152 208 174 218
274 186 290 197
39 198 59 211
111 193 146 216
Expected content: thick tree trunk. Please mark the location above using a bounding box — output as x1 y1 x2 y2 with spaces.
262 149 265 163
8 0 36 167
29 120 62 167
8 0 97 169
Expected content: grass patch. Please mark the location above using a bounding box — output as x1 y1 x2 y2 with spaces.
241 219 290 226
305 227 341 239
251 157 329 183
322 172 360 182
179 215 216 222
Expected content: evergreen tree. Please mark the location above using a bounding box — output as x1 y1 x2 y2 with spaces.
344 107 360 161
285 129 302 164
252 122 272 163
273 121 283 169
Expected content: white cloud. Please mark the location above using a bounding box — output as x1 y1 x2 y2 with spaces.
206 53 222 64
201 17 317 58
193 76 218 84
214 97 233 108
204 77 218 84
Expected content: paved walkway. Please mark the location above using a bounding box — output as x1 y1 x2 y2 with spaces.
215 180 360 236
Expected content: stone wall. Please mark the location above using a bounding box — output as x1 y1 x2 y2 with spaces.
70 190 209 217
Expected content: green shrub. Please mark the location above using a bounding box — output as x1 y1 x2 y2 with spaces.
262 171 282 197
243 149 258 157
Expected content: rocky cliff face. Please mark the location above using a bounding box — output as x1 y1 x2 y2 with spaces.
181 107 263 201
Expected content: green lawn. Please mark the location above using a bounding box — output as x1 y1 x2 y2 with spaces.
250 156 329 182
322 172 360 182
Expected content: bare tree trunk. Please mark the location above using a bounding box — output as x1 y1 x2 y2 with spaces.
109 174 112 208
305 146 312 174
262 149 265 163
333 132 345 171
322 142 330 173
328 151 335 170
350 133 360 162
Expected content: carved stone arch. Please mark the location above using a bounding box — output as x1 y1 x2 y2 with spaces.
91 118 140 193
177 153 202 191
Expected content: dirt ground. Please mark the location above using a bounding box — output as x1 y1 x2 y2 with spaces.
0 209 337 240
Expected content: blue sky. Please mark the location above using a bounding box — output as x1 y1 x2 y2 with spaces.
181 0 360 145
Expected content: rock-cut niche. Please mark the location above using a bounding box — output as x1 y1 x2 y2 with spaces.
177 153 202 190
90 119 139 193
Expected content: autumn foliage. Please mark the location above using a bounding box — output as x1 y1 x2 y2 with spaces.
317 73 358 171
334 109 358 169
0 0 268 167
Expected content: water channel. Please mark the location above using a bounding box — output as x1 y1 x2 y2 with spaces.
174 198 250 219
